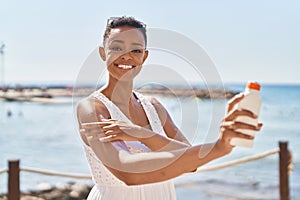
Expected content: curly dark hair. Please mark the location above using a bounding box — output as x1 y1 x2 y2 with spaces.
103 16 147 46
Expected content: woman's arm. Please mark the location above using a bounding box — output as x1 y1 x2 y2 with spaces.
83 120 190 151
77 97 204 185
76 97 112 146
87 135 228 185
84 119 257 186
77 94 262 186
82 96 195 151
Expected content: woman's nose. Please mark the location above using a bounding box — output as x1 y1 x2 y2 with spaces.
120 51 132 60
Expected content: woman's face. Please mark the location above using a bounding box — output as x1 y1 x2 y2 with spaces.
100 25 148 81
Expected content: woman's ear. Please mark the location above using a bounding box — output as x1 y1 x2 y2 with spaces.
99 46 106 61
142 50 149 63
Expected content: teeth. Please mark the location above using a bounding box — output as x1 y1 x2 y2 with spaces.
117 65 133 69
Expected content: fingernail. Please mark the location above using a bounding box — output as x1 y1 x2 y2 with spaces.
99 137 107 142
79 129 85 132
99 114 105 120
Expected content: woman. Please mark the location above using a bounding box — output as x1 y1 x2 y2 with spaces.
77 16 262 200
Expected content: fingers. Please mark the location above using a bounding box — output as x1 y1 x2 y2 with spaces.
80 119 134 143
221 121 260 131
99 135 118 142
81 122 107 132
79 128 105 141
79 122 112 137
221 127 254 142
225 109 257 121
81 121 115 127
227 93 244 112
81 121 117 133
100 130 124 142
80 127 119 142
103 129 120 136
101 124 119 131
81 120 126 129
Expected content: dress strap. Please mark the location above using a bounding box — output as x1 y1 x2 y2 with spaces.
133 91 166 136
92 91 133 124
92 91 151 153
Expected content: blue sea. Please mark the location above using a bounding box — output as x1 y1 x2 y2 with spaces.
0 83 299 199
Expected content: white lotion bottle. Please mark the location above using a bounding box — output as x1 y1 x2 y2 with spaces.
230 82 262 148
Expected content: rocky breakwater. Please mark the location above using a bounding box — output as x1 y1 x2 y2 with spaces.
0 85 239 102
72 86 239 99
136 87 238 99
0 182 93 200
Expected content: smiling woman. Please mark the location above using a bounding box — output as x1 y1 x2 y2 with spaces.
76 16 262 200
98 19 148 82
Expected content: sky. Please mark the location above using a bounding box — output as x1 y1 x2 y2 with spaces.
0 0 299 85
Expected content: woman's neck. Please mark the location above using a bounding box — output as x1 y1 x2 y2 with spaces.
101 76 134 107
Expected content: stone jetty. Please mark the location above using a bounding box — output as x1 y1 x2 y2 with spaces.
0 85 239 103
0 182 92 200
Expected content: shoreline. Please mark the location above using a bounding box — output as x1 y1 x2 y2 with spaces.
0 182 92 200
0 179 281 200
0 86 239 103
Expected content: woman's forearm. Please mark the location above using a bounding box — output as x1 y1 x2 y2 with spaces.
97 121 190 151
138 127 190 151
114 142 225 185
88 135 226 185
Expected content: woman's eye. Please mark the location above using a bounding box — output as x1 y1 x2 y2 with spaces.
111 46 122 51
131 49 143 53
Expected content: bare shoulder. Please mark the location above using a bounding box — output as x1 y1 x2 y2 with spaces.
76 96 110 125
76 95 110 145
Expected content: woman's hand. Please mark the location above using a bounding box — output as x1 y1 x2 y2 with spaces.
81 120 147 142
101 120 145 142
81 120 190 151
216 93 263 155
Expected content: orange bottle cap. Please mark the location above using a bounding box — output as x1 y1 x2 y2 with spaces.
247 82 260 91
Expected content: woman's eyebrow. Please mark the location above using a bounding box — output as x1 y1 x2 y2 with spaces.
111 40 124 44
131 42 144 47
110 40 144 47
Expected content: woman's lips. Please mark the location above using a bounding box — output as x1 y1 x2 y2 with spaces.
115 64 136 69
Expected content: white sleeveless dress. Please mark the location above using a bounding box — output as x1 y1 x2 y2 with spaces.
83 91 177 200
